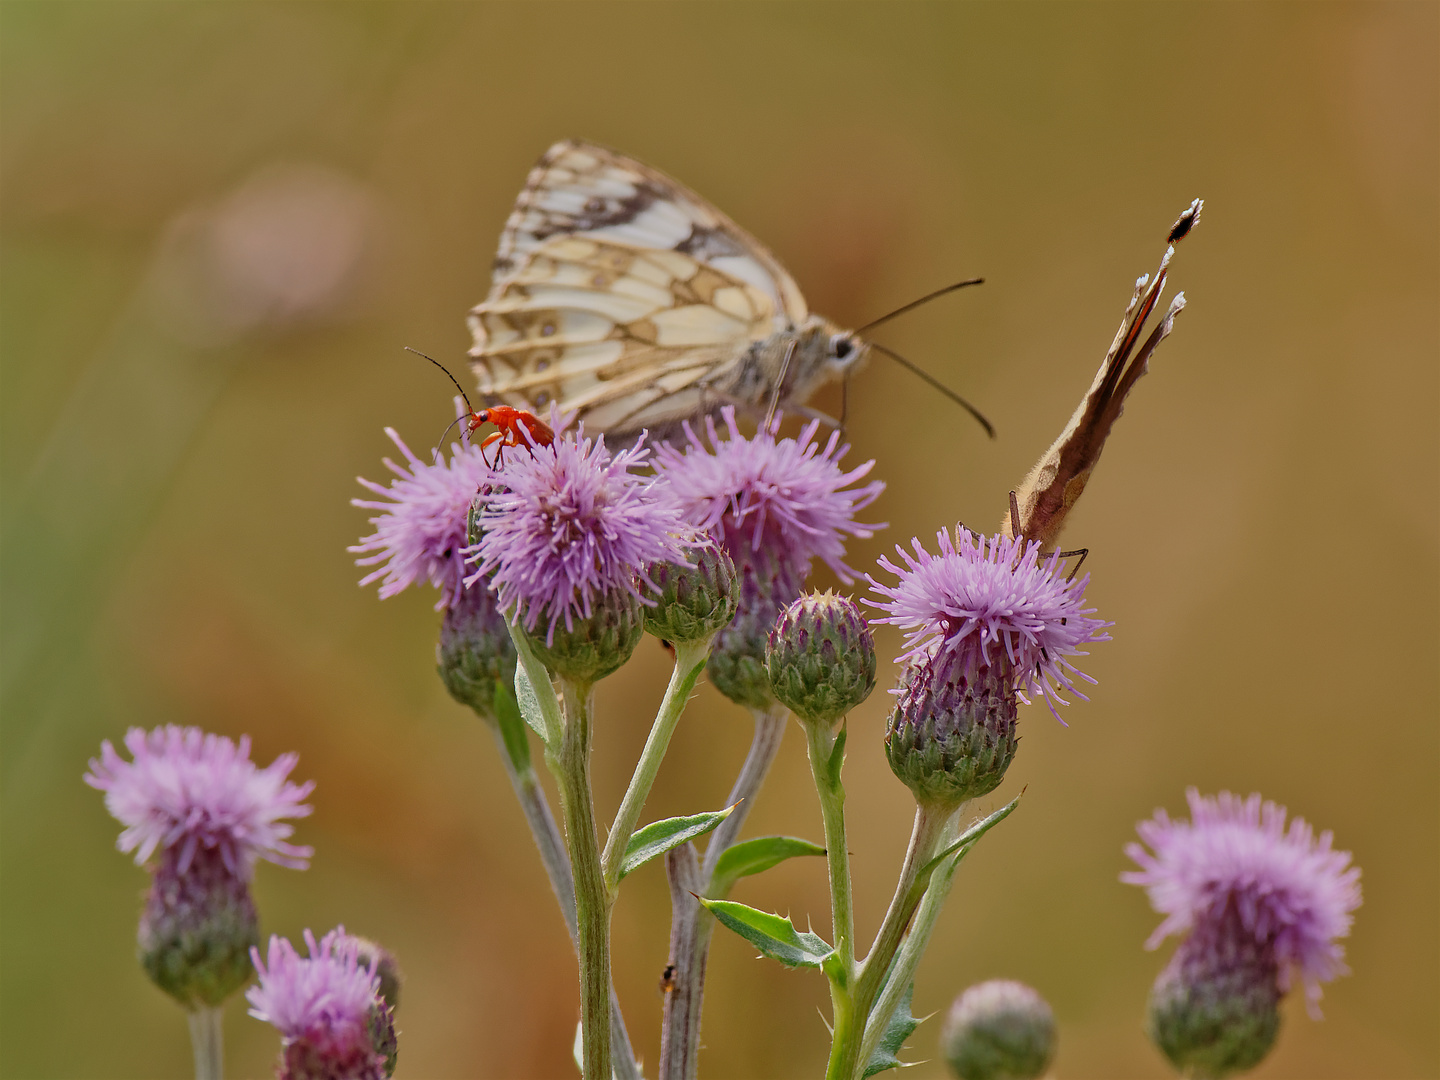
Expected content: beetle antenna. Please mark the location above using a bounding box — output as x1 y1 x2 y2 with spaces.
853 278 984 335
868 342 995 438
406 346 476 417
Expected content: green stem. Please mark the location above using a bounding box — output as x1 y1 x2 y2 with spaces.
601 637 713 894
855 815 965 1074
846 803 958 1058
804 719 858 1080
186 1005 223 1080
485 721 642 1080
660 703 789 1080
547 679 611 1080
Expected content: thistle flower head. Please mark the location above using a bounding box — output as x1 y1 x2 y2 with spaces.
652 407 883 582
1123 789 1362 1015
85 725 314 879
467 430 690 645
247 927 397 1080
867 528 1110 722
351 428 493 609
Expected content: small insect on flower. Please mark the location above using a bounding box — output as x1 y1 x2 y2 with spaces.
407 347 555 467
467 404 555 467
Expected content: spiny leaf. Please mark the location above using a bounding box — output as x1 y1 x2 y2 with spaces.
698 898 835 969
709 836 826 895
863 982 920 1077
620 807 735 880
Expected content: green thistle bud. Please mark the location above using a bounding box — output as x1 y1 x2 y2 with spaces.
437 581 517 720
885 657 1017 810
941 979 1056 1080
350 936 404 1013
525 587 645 685
707 551 801 710
1146 908 1281 1079
643 543 739 644
765 591 876 726
138 846 259 1008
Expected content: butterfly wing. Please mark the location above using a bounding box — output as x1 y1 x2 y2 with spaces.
469 140 809 432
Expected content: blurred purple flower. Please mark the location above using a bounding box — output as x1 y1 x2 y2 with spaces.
468 430 690 643
1123 789 1362 1014
652 408 883 582
248 927 395 1080
351 428 493 608
85 725 313 879
866 527 1110 721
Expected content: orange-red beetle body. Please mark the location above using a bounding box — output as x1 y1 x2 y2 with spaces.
469 406 555 465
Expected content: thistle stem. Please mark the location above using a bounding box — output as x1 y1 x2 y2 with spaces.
803 719 858 1080
186 1005 223 1080
548 679 611 1080
660 703 788 1080
855 815 964 1073
845 803 958 1064
486 720 641 1079
602 637 713 894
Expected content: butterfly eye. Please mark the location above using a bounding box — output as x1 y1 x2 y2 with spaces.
830 334 855 360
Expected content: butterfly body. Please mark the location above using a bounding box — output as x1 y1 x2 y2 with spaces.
468 141 869 440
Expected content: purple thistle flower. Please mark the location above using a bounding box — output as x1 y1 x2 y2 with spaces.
248 927 396 1080
1123 789 1362 1015
652 408 883 582
351 427 493 609
85 725 314 878
866 527 1110 722
467 429 691 644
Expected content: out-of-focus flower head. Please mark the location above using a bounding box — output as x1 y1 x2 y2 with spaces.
351 427 493 609
1124 789 1362 1015
467 429 691 645
652 408 883 582
85 725 313 879
247 927 397 1080
867 527 1110 723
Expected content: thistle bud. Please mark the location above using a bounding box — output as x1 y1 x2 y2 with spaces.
885 655 1017 810
706 551 801 709
643 542 739 644
941 980 1056 1080
765 591 876 726
348 936 404 1013
437 580 516 719
1146 907 1281 1078
139 846 259 1007
524 587 645 685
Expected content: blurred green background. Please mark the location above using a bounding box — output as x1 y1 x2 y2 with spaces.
2 3 1435 1077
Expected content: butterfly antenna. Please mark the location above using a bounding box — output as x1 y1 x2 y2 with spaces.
406 346 476 417
763 339 799 433
869 342 995 438
853 278 984 336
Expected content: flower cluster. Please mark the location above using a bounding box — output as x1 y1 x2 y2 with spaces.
351 428 493 608
85 725 314 877
248 927 397 1080
867 527 1110 722
468 429 691 644
1124 788 1361 1014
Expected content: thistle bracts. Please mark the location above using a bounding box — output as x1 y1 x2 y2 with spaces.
643 541 738 645
765 591 876 727
885 651 1017 810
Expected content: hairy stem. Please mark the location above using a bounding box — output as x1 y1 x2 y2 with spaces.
602 637 713 894
856 815 964 1074
547 680 611 1080
660 704 789 1080
486 720 640 1079
804 719 857 1080
186 1005 223 1080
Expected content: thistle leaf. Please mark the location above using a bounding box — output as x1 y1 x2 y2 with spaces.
709 836 826 896
620 808 734 880
699 898 835 969
863 982 920 1077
